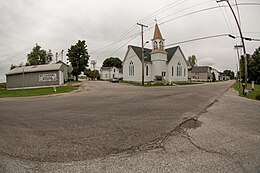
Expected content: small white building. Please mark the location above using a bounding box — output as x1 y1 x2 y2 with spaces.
211 68 220 81
122 24 188 83
188 66 221 81
100 67 123 80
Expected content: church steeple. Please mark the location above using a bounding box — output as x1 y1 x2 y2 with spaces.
151 23 166 53
153 23 163 40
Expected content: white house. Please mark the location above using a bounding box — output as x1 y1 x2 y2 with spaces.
188 66 221 81
122 24 188 83
211 68 220 81
100 66 123 80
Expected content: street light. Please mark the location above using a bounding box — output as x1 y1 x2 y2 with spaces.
217 0 248 89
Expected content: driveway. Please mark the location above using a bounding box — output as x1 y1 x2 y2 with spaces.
0 81 234 164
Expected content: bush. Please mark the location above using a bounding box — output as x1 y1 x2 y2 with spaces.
0 83 6 88
256 95 260 100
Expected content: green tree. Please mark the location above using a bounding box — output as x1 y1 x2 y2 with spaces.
102 57 122 68
223 70 235 79
187 55 197 69
27 44 48 65
10 64 17 70
46 49 53 64
84 69 100 80
67 40 89 81
248 46 260 84
212 72 216 82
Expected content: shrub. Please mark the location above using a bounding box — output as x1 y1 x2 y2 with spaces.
0 83 6 88
255 95 260 100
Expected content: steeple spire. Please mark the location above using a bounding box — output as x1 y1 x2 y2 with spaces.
151 23 166 53
153 23 163 40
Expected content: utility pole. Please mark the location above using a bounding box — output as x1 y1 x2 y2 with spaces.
137 23 148 86
217 0 248 88
234 44 242 88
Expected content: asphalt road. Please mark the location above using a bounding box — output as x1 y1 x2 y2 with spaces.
0 81 234 163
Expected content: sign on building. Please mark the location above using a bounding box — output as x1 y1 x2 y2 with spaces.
39 73 57 82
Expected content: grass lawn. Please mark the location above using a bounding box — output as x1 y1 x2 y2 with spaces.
233 82 260 100
0 85 78 98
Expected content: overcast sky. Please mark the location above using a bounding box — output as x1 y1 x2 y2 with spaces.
0 0 259 82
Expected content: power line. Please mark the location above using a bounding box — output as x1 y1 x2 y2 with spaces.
90 32 139 54
165 34 231 47
139 0 188 23
149 0 213 26
158 3 259 26
90 0 192 55
104 33 140 58
217 3 234 35
159 6 222 26
91 2 259 58
234 0 242 26
237 2 260 6
223 3 235 34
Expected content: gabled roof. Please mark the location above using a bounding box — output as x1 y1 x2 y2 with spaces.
153 24 163 40
129 45 180 62
130 45 152 62
165 46 179 62
6 63 63 75
190 66 212 73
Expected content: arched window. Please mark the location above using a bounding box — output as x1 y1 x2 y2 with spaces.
159 41 164 49
184 68 186 76
177 62 182 76
129 61 134 76
132 64 134 76
154 41 158 50
146 65 149 76
172 66 174 76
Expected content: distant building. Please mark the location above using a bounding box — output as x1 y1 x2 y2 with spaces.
211 68 220 81
5 62 69 89
188 66 221 81
122 24 188 83
100 66 123 80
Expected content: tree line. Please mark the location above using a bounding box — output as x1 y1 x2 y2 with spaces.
240 46 260 84
10 40 123 81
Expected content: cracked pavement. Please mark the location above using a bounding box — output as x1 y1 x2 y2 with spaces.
1 81 260 172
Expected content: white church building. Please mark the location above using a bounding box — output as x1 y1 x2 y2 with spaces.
122 24 188 83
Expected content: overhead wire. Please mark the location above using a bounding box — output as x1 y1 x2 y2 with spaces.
90 0 190 57
165 34 231 47
148 0 213 27
104 33 140 58
92 2 260 61
234 0 242 26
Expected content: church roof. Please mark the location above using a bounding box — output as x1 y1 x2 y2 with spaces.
165 46 179 62
129 45 180 62
153 24 163 40
131 45 152 62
